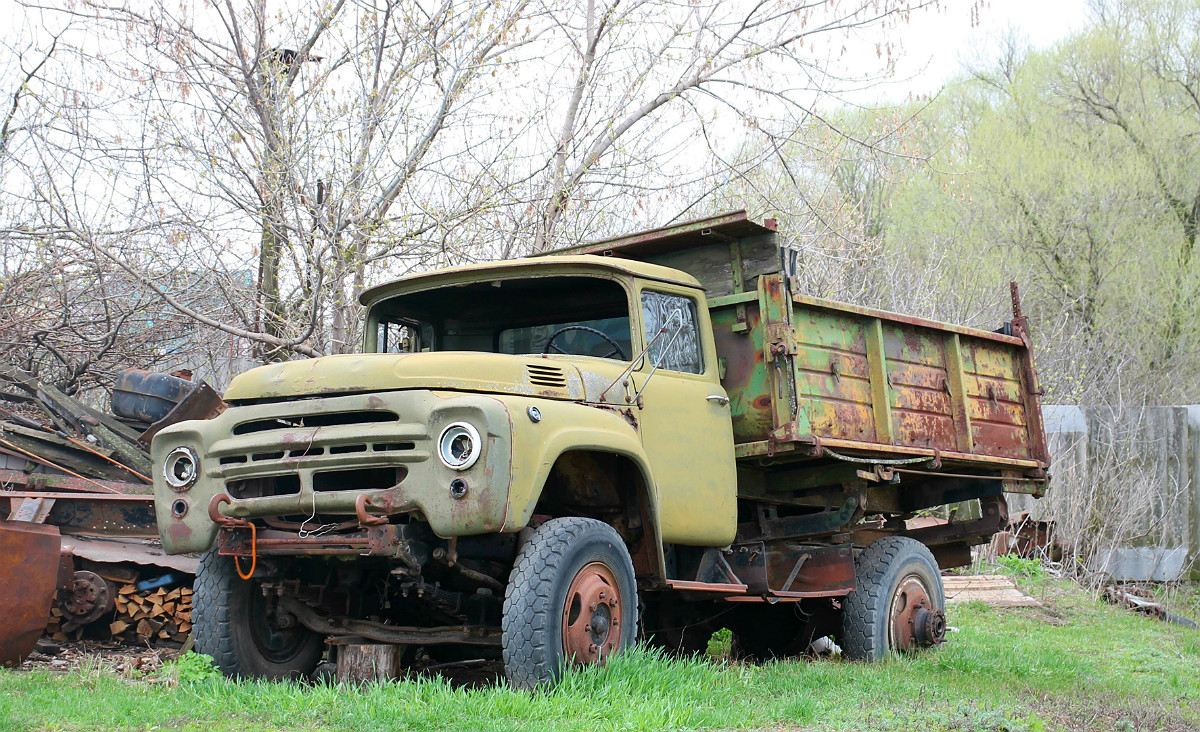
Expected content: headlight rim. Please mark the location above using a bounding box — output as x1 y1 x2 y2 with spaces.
163 445 200 491
437 422 482 471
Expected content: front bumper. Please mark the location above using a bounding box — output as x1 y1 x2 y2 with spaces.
152 390 513 554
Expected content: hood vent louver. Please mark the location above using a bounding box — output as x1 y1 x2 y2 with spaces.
527 363 568 388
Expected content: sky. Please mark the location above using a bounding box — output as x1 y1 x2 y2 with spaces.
876 0 1094 99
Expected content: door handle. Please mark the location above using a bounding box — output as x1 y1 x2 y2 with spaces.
706 394 730 406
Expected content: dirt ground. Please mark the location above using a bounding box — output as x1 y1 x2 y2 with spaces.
17 638 180 677
16 637 506 688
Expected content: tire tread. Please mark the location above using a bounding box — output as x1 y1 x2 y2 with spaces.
502 517 636 689
193 549 242 675
841 536 943 661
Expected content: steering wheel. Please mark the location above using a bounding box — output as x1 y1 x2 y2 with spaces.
542 325 628 360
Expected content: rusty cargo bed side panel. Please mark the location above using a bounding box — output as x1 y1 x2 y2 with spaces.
712 287 1048 470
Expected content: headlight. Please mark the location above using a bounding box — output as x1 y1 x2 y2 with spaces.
164 446 200 490
438 422 481 470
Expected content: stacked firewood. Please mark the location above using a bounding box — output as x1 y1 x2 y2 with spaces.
44 608 68 642
45 585 193 643
109 585 193 643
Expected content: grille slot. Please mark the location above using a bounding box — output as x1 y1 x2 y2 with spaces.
227 475 301 499
527 364 568 388
374 442 415 452
288 447 324 458
233 410 398 435
313 467 404 492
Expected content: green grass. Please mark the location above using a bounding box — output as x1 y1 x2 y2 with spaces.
2 580 1197 732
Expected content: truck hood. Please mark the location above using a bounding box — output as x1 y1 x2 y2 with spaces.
223 352 588 402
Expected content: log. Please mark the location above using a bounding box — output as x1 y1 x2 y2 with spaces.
336 644 403 683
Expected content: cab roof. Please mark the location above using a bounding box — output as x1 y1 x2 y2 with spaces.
358 254 703 308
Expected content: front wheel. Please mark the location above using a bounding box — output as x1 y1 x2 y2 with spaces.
841 536 946 661
192 550 325 680
502 517 638 689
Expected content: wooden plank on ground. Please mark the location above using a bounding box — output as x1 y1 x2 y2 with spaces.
943 574 1041 607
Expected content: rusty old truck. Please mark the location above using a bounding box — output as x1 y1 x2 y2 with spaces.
152 211 1048 687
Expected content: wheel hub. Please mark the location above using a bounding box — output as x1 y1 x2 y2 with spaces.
62 571 114 626
562 562 623 665
913 606 947 646
250 584 312 663
888 575 943 652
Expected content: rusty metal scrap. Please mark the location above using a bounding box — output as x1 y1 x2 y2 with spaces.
1104 586 1199 629
0 520 61 666
0 365 225 666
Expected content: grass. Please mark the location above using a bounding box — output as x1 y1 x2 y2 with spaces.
1 579 1197 732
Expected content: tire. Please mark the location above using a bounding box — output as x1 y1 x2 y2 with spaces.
840 536 945 661
193 550 324 680
502 517 638 689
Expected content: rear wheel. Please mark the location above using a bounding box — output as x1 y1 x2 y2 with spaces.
502 517 638 689
841 537 946 661
193 550 324 680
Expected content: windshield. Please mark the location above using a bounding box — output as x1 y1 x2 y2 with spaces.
369 275 632 361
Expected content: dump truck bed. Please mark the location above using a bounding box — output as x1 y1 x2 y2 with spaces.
711 284 1046 468
549 210 1049 476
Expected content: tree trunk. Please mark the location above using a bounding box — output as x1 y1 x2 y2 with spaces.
336 643 403 683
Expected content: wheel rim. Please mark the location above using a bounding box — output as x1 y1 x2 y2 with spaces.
887 574 935 652
247 582 311 664
561 562 624 665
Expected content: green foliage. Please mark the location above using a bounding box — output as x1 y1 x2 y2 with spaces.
717 0 1200 405
704 627 732 660
160 651 223 684
995 554 1046 578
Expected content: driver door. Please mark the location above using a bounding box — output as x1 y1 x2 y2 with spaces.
633 286 737 547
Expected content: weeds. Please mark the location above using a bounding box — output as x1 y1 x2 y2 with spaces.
995 554 1046 578
704 627 732 661
159 652 223 684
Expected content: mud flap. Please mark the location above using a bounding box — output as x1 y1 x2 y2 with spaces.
0 520 61 666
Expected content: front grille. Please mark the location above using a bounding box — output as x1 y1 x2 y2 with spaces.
208 396 430 500
527 364 568 388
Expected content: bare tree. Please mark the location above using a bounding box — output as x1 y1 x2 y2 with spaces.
517 0 941 253
9 0 955 372
31 0 537 359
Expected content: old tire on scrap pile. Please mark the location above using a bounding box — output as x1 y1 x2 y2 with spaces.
841 536 946 661
193 549 324 680
502 517 638 689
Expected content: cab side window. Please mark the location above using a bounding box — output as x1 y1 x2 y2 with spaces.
641 291 703 374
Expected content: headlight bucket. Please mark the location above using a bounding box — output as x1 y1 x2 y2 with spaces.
438 422 481 470
163 446 200 491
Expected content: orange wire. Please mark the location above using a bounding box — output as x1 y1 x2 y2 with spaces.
235 522 257 580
